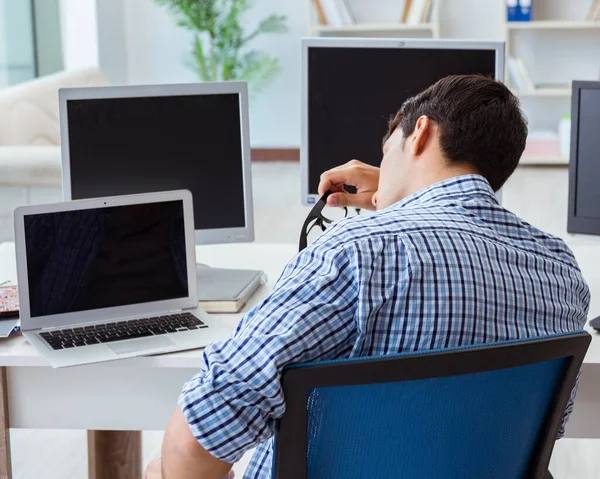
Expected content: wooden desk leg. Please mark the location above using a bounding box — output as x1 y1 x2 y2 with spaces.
0 367 11 479
88 430 142 479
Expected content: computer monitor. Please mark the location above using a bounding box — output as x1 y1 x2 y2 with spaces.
567 81 600 235
59 81 254 245
301 38 505 204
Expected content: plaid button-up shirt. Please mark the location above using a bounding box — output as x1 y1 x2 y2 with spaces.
179 175 590 478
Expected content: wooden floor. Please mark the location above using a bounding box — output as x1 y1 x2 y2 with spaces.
7 163 600 478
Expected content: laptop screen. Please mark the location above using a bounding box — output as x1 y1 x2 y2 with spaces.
23 200 188 318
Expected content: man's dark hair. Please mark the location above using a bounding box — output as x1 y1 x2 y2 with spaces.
385 75 528 191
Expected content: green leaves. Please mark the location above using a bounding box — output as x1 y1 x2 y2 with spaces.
154 0 287 92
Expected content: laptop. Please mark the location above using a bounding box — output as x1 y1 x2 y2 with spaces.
13 190 232 368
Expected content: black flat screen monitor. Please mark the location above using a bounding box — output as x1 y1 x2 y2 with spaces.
302 39 504 204
567 81 600 235
59 82 254 244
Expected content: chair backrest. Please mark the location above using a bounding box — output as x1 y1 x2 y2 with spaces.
272 332 591 479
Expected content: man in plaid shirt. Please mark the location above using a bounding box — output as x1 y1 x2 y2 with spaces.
146 75 589 479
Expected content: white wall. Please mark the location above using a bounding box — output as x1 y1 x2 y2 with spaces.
91 0 597 146
116 0 508 147
124 0 196 85
123 0 306 147
0 0 36 86
439 0 504 39
239 0 309 147
34 0 65 77
96 0 127 85
0 0 9 87
59 0 99 70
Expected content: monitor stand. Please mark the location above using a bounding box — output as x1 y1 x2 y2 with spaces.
196 264 266 313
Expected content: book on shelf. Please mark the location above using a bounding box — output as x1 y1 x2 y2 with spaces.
401 0 413 23
506 0 519 22
507 56 535 93
588 0 600 22
314 0 328 25
421 0 434 22
335 0 355 25
587 0 600 21
317 0 355 26
506 0 532 22
318 0 343 26
519 0 532 22
405 0 434 24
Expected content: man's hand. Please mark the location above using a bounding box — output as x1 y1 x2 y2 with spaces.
318 160 380 210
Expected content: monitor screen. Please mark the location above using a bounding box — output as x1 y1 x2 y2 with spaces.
306 46 498 197
23 201 188 317
568 83 600 234
65 93 245 230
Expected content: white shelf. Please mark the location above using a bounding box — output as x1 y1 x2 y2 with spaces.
312 23 435 33
507 21 600 30
513 88 572 97
519 156 569 166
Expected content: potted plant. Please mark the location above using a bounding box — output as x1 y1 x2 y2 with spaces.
155 0 288 94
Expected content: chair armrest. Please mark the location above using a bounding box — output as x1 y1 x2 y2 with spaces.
0 146 61 186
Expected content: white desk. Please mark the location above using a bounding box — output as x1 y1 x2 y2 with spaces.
1 240 600 477
0 242 295 479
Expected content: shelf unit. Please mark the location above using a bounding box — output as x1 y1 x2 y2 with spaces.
506 0 600 167
306 0 600 168
308 1 441 38
512 88 572 97
507 20 600 30
312 23 436 35
519 156 569 166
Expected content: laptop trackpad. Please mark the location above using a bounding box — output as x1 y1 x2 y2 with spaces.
108 336 175 355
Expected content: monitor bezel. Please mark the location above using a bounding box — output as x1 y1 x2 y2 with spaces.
14 190 198 331
59 81 255 245
300 38 506 205
567 80 600 236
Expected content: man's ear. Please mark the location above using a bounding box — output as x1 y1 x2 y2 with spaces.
410 116 431 156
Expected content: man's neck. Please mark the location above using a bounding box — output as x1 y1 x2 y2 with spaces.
402 164 480 200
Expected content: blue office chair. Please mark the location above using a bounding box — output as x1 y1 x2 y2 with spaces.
272 331 591 479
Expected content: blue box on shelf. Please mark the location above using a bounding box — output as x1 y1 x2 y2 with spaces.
506 0 519 22
518 0 532 22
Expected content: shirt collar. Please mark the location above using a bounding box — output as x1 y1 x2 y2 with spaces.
391 174 498 210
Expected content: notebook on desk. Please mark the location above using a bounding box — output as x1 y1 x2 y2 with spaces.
197 266 267 313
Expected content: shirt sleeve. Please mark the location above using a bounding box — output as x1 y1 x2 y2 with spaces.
557 370 581 439
178 239 359 463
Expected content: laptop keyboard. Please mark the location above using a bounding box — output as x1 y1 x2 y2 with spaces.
39 312 208 350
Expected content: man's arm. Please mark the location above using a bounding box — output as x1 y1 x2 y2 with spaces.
171 238 359 469
160 408 232 479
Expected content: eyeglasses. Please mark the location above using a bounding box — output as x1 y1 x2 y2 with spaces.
298 191 365 252
299 192 344 252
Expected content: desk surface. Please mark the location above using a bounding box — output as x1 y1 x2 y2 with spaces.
1 240 599 367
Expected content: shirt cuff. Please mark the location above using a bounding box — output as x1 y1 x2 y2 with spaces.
177 372 272 464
